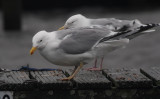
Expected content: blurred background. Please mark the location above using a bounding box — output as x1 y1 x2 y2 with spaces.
0 0 160 70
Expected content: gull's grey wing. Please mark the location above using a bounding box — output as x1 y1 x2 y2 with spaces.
90 18 125 26
90 18 142 32
59 28 110 54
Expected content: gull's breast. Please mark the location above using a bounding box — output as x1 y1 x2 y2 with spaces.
40 47 94 66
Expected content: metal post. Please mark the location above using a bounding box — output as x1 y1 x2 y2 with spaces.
2 0 22 31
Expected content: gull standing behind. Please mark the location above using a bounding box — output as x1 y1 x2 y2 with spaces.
30 24 160 80
58 14 143 31
58 14 155 70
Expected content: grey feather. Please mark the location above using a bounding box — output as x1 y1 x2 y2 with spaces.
58 28 111 54
90 18 137 32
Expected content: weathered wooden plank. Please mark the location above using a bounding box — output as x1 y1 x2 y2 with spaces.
40 71 53 82
140 67 160 86
15 71 25 81
5 72 18 84
12 71 23 83
42 71 57 82
30 71 41 82
48 70 69 83
30 70 71 90
44 71 57 82
0 72 20 90
0 72 10 83
13 71 25 83
65 69 111 89
31 71 61 83
103 68 152 88
0 71 39 91
16 71 30 82
37 71 49 83
35 71 46 83
0 68 156 91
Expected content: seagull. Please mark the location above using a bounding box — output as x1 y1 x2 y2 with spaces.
58 14 143 31
30 23 159 80
58 14 155 70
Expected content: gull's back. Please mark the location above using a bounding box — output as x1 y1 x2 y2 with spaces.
89 18 143 32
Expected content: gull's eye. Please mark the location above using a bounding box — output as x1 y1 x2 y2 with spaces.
70 20 76 24
39 40 42 42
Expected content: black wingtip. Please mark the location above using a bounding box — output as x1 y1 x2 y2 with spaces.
143 23 160 27
139 23 160 32
99 22 160 43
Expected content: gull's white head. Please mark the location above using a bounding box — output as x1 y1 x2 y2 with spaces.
58 14 90 30
30 30 49 55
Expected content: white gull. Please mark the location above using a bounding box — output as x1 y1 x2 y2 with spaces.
58 14 157 70
30 24 159 80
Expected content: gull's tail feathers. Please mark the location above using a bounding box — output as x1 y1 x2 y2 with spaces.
143 29 155 33
126 23 160 39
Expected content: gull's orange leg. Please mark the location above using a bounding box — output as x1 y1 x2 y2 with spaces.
61 62 83 81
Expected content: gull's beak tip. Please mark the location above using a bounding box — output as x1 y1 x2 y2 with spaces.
30 51 33 55
30 47 37 55
58 26 65 30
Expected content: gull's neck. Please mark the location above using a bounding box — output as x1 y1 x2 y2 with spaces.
47 31 59 41
43 31 61 51
84 18 91 26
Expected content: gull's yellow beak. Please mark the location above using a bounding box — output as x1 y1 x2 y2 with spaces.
58 26 65 30
30 47 37 55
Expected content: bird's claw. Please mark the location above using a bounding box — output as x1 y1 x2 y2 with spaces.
85 67 102 71
61 77 73 81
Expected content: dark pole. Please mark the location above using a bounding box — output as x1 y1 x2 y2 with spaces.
2 0 22 31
